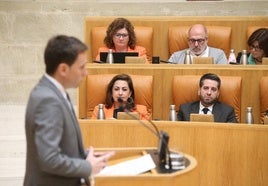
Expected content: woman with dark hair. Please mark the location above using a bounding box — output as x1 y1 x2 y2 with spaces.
95 18 148 63
237 28 268 64
91 74 150 120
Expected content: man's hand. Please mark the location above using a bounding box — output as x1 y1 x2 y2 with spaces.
86 146 115 175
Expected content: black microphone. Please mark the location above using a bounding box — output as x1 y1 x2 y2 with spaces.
93 60 106 64
118 97 160 137
114 98 125 119
118 97 123 103
117 97 172 172
117 97 125 110
125 97 134 111
160 59 174 64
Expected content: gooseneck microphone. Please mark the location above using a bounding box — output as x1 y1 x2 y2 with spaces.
93 60 106 64
160 59 174 64
117 97 172 171
113 99 124 119
118 98 160 137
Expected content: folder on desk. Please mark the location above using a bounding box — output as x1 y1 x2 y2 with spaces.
190 113 214 122
117 112 140 120
125 56 146 64
192 57 214 64
262 57 268 65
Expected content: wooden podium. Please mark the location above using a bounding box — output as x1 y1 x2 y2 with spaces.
80 120 268 186
93 147 197 186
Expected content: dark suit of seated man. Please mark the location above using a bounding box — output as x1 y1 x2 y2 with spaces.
177 73 237 123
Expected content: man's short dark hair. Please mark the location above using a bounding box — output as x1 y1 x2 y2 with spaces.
199 73 221 89
44 35 88 75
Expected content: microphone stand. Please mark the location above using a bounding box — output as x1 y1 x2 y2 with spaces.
118 98 173 172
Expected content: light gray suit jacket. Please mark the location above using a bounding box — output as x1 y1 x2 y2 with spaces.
177 101 237 123
24 75 91 186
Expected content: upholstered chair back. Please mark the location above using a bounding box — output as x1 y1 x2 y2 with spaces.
247 26 268 40
247 26 268 52
91 26 153 62
86 74 153 119
259 76 268 124
168 26 232 57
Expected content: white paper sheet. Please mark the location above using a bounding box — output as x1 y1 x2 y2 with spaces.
97 154 156 176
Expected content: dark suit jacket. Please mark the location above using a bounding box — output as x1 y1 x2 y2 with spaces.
24 75 91 186
177 101 237 123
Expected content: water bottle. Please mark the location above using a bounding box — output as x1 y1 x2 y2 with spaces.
184 50 192 64
228 49 237 64
97 104 105 120
106 49 114 64
264 109 268 124
169 105 177 121
240 49 248 65
245 107 253 124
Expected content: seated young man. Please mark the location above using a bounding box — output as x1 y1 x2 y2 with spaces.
177 73 237 123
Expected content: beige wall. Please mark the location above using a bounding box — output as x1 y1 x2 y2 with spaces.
0 0 268 105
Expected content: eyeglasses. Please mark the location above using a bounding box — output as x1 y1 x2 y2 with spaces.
188 38 206 44
249 45 261 51
114 33 129 38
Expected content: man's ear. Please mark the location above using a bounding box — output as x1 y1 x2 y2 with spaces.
58 63 69 77
217 91 220 99
198 88 200 96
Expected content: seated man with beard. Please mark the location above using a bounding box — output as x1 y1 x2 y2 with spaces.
177 73 237 123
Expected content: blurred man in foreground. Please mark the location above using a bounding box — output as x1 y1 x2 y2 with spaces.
24 35 114 186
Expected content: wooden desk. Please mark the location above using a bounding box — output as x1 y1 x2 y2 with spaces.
93 147 197 186
79 119 268 186
78 64 268 123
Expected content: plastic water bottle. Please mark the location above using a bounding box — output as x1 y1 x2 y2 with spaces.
97 104 105 120
228 49 237 64
184 50 192 64
240 49 248 65
245 107 253 124
169 105 177 121
106 49 114 64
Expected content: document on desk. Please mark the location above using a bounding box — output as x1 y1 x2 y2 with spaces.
97 154 156 176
